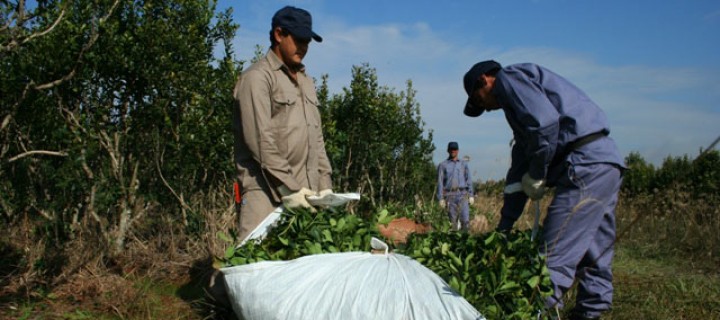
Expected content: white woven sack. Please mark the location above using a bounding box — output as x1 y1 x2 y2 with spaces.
221 239 485 320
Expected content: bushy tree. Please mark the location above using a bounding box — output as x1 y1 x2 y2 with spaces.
655 154 693 191
620 149 719 199
689 149 719 198
318 64 436 210
622 151 656 196
0 0 240 254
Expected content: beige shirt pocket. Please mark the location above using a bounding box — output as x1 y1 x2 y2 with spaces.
271 91 297 158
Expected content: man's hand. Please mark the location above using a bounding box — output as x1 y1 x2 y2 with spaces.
279 186 316 212
439 199 446 209
521 173 546 200
468 196 475 205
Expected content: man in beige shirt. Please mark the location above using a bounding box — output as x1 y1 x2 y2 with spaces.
232 6 333 239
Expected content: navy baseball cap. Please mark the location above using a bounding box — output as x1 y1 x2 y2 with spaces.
272 6 322 42
463 60 501 117
448 141 459 150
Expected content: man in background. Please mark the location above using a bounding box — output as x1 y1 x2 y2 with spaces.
437 141 475 231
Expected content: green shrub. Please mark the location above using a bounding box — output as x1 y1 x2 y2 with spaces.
622 151 656 196
402 230 553 319
220 207 387 265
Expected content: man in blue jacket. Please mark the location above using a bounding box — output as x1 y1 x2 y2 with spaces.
437 142 475 231
462 60 625 320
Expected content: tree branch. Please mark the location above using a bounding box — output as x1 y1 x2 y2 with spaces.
32 0 120 90
156 147 194 214
8 150 68 162
1 2 65 52
18 9 66 47
1 114 10 132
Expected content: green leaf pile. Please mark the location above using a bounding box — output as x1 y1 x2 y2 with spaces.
402 230 553 319
221 207 386 266
221 208 553 319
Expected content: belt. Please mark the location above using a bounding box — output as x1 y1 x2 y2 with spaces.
550 132 607 168
445 187 468 192
567 132 606 152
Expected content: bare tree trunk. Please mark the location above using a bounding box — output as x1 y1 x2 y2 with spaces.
364 171 375 208
343 147 353 192
376 159 385 207
112 160 141 255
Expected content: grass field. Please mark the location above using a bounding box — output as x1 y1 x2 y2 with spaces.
608 247 720 319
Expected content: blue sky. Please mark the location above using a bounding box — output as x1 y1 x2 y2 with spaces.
218 0 720 181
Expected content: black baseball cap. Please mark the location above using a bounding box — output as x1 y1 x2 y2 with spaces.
448 141 459 150
463 60 501 117
272 6 322 42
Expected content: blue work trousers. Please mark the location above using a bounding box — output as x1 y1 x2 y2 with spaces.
543 163 622 318
445 191 470 230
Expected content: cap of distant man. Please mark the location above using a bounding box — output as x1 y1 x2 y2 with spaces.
272 6 322 42
448 141 459 151
463 60 501 117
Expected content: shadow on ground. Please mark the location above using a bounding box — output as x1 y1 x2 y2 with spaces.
178 255 236 320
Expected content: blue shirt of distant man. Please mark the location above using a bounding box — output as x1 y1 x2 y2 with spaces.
437 141 475 231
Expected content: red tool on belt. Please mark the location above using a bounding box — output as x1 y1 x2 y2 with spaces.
233 181 242 215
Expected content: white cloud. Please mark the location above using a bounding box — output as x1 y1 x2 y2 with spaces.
704 9 720 21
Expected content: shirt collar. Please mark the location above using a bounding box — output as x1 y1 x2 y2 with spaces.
266 50 306 74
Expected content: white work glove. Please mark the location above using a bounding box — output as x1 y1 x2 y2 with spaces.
317 189 333 197
521 173 547 200
439 199 446 209
468 196 475 205
278 185 316 212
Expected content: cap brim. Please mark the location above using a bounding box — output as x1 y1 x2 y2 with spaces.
463 100 484 117
289 27 323 42
311 32 323 42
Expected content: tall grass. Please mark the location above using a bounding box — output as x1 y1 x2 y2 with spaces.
617 185 720 263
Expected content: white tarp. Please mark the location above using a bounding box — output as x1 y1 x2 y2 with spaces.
221 238 485 320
